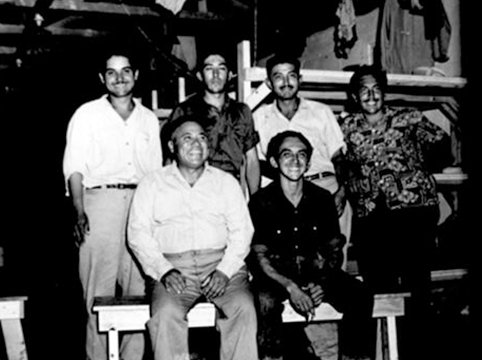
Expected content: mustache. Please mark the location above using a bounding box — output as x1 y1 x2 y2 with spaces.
280 84 294 90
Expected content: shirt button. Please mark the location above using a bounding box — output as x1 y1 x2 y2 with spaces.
294 227 298 232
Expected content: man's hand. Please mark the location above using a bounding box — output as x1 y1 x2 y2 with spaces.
201 270 229 300
305 282 324 307
73 211 89 247
161 269 186 294
287 283 315 319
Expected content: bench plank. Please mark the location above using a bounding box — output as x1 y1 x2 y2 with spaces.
93 293 411 360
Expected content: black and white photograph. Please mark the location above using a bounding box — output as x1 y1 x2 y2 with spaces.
0 1 474 360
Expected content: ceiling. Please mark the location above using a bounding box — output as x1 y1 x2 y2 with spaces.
0 0 254 75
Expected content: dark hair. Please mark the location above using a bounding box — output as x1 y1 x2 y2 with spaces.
267 130 313 163
195 50 233 73
98 44 138 73
348 64 387 98
266 53 301 78
163 115 206 143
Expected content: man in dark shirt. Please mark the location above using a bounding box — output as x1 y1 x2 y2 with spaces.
164 50 260 196
248 130 374 360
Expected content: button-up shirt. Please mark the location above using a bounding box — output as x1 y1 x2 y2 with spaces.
253 98 346 180
167 94 259 180
63 95 163 192
128 163 254 281
339 106 449 218
248 180 340 285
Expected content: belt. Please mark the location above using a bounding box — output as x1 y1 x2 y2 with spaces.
304 172 335 181
88 183 137 190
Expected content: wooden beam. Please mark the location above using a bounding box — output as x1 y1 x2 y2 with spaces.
0 0 233 20
244 66 467 90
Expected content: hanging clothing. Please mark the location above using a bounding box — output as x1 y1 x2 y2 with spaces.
335 0 358 59
155 0 187 15
379 0 451 74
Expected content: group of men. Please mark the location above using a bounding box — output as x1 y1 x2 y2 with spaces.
63 42 449 360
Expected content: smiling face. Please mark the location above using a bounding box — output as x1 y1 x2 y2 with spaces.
270 136 310 182
354 74 384 118
267 62 301 100
168 121 209 171
197 54 231 94
99 55 138 98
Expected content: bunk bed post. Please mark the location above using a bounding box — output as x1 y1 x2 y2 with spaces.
237 40 251 103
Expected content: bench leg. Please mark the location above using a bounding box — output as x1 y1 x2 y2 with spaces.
1 319 28 360
386 316 398 360
376 318 384 360
375 317 399 360
107 329 119 360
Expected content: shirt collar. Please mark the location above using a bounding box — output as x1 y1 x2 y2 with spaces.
166 161 215 185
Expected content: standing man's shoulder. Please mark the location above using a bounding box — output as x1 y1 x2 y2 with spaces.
168 94 203 121
73 95 108 115
133 98 161 123
253 102 276 118
301 98 335 114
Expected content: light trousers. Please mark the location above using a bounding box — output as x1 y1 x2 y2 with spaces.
147 249 258 360
80 188 145 360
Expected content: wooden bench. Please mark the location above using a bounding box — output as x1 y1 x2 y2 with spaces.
93 292 410 360
0 296 28 360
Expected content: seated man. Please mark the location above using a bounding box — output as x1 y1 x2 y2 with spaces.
128 116 258 360
248 130 374 360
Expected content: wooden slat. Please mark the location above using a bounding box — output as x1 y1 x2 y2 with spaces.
243 66 467 89
0 297 27 320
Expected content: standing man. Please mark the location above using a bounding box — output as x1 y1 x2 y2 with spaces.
128 116 258 360
164 50 260 196
340 65 452 360
253 53 351 360
63 46 163 360
248 130 374 360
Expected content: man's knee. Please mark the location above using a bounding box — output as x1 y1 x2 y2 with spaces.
151 297 185 325
229 291 257 320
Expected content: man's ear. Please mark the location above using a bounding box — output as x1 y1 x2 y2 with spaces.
264 78 273 91
168 140 175 155
269 156 279 169
350 93 359 106
134 70 139 81
228 70 233 82
196 71 203 82
98 73 105 84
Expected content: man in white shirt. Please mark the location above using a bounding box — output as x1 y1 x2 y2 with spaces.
128 116 258 360
253 52 351 360
62 46 163 360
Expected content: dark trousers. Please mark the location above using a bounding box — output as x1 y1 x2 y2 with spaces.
252 269 375 359
353 205 440 358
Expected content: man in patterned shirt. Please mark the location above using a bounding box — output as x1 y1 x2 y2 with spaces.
339 64 453 360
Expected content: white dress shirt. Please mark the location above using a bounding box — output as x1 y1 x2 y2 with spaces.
128 163 254 281
63 95 163 191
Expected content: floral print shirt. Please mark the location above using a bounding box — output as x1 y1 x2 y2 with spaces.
339 107 448 218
